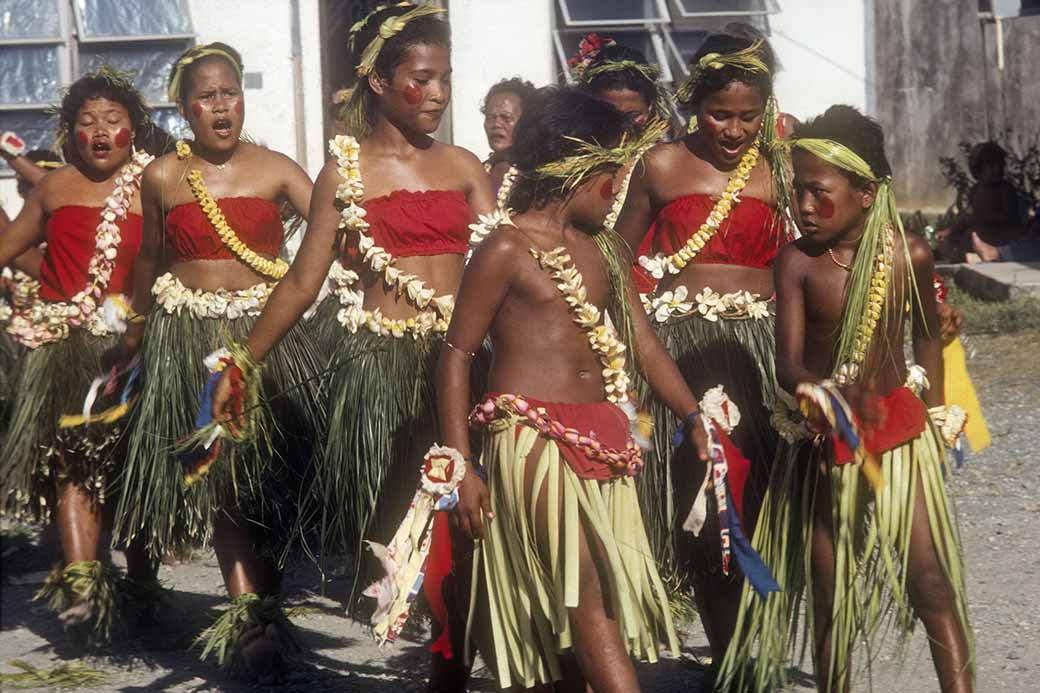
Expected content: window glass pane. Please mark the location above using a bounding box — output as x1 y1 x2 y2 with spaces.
0 46 61 105
560 0 665 23
150 107 189 142
79 43 188 104
670 30 711 69
0 0 61 38
675 0 776 15
0 110 57 175
76 0 192 37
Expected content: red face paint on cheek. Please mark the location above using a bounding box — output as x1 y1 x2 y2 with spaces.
234 99 243 115
75 130 89 147
114 128 130 148
600 178 614 200
402 83 423 106
817 196 835 219
191 102 203 118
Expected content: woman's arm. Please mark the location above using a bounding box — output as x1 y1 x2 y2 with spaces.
275 152 314 220
244 160 342 361
436 230 516 538
0 185 46 269
459 148 495 217
210 160 342 424
121 161 166 351
908 235 943 407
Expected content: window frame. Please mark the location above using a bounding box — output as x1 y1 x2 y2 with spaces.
0 0 194 176
556 0 673 28
668 0 780 19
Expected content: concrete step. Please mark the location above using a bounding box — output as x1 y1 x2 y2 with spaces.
937 262 1040 301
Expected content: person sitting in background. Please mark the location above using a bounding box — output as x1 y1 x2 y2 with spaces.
481 77 534 193
938 141 1038 262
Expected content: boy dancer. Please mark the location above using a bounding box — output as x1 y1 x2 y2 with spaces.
720 105 972 692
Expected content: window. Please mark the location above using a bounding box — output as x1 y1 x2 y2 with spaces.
0 0 194 175
554 0 779 92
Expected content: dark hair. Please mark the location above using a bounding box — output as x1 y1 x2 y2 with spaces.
481 77 536 114
681 25 776 110
968 141 1006 179
171 42 244 106
25 149 62 166
347 4 451 129
509 86 630 214
580 43 659 112
351 5 450 81
793 104 892 185
60 69 173 159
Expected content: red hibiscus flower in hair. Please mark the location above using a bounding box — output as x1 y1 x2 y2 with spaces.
568 33 617 80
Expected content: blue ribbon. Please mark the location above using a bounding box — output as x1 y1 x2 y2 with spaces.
725 487 780 599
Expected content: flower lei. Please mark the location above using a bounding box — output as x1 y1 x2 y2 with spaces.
3 150 152 348
467 165 518 247
834 223 895 386
639 142 759 281
529 246 630 403
176 141 288 281
152 271 273 319
470 394 644 477
643 285 771 324
328 135 455 339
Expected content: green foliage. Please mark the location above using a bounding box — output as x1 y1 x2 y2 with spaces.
947 284 1040 334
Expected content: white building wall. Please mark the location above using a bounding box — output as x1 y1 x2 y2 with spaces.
770 0 869 121
448 0 556 159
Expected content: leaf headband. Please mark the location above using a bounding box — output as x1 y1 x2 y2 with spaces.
675 39 769 106
168 45 243 102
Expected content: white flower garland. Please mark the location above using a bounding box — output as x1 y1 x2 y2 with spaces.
530 246 630 403
3 150 153 348
328 135 465 339
643 284 771 324
152 272 273 320
468 165 519 247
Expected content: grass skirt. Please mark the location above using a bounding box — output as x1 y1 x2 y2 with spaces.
315 328 441 603
639 311 779 581
468 421 679 689
718 422 973 691
1 330 120 524
113 306 325 561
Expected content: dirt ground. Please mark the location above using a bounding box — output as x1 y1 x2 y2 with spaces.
1 331 1037 692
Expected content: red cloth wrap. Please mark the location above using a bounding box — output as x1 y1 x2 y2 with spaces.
653 194 787 270
165 197 283 262
631 223 658 294
362 190 473 258
832 386 928 464
716 426 751 522
424 512 455 658
38 206 142 301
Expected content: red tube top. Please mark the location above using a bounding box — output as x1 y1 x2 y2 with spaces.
653 194 788 270
363 190 472 258
165 197 282 263
38 206 142 302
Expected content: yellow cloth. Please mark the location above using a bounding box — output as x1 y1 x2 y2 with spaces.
943 339 991 452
